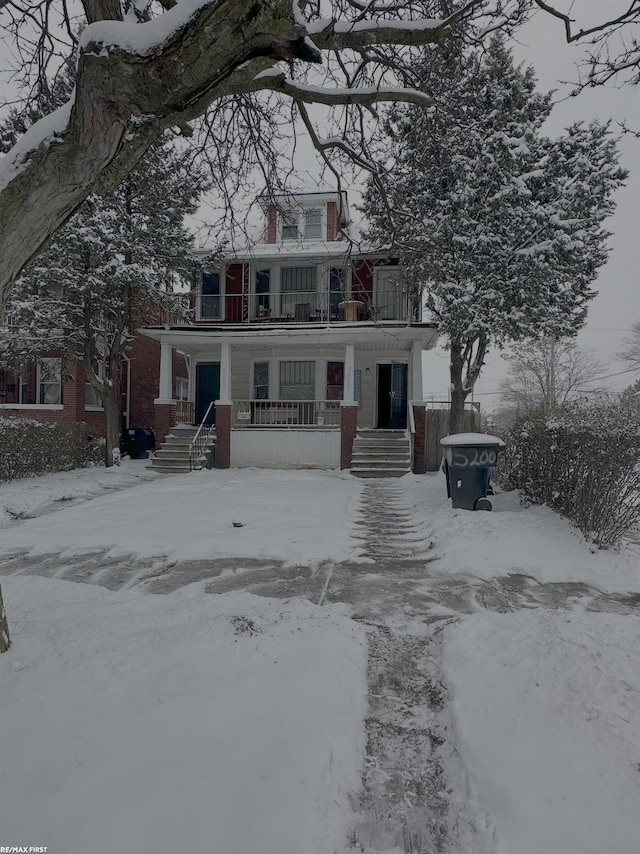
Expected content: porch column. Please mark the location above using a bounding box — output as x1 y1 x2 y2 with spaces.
343 342 356 405
219 342 232 403
411 340 423 401
157 342 173 402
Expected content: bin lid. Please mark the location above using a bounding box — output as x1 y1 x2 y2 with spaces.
440 432 505 448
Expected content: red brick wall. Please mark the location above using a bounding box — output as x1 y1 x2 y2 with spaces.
214 404 232 468
154 402 176 445
340 405 358 470
267 205 277 243
327 201 339 241
127 337 187 435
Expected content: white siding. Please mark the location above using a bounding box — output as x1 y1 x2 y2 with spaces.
230 429 341 469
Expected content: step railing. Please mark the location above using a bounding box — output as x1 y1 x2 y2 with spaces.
188 401 216 470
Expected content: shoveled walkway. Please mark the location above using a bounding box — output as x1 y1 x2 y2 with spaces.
2 477 638 852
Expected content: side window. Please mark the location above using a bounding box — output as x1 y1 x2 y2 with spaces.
175 378 189 401
85 360 104 408
38 358 62 405
326 361 344 400
253 362 269 399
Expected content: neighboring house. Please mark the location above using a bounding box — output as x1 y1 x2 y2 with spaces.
142 189 439 472
0 325 188 439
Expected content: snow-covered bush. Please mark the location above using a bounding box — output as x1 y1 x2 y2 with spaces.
496 404 640 547
0 418 103 481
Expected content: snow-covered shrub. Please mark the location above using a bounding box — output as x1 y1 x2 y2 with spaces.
0 418 103 481
496 404 640 547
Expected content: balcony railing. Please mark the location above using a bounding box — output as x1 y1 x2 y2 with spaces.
191 288 418 324
233 399 341 427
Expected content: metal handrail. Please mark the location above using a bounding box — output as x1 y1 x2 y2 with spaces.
189 400 216 470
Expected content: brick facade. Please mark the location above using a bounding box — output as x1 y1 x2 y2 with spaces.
214 404 232 468
340 405 358 470
266 205 277 244
326 201 339 241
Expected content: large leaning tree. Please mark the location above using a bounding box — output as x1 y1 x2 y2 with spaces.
1 0 640 318
362 38 627 433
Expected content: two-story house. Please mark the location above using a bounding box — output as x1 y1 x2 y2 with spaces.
143 190 439 474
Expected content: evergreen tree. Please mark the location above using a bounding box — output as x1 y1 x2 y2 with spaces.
4 135 205 466
363 39 627 433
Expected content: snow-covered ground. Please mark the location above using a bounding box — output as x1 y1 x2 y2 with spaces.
1 461 639 853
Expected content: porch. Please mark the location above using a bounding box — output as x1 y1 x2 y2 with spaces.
145 322 439 471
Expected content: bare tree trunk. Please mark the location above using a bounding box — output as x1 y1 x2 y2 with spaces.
449 340 468 435
101 383 122 467
448 334 488 434
0 584 11 653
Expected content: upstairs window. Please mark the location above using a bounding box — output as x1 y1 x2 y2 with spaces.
304 208 322 239
281 211 299 241
280 207 324 241
200 272 221 320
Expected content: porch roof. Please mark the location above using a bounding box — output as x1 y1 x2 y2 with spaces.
140 321 439 357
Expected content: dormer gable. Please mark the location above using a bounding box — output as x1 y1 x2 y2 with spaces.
259 190 350 245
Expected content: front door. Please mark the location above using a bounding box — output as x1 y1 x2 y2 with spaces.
195 362 220 425
377 362 408 429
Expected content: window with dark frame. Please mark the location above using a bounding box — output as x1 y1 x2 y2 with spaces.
253 362 269 399
201 271 221 319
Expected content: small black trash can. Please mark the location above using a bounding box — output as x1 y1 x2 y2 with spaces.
441 433 505 511
120 427 149 459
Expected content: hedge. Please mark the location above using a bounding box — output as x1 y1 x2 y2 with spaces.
495 404 640 548
0 418 103 481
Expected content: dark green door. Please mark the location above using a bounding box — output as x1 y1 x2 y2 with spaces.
377 362 408 429
390 361 408 429
195 363 220 425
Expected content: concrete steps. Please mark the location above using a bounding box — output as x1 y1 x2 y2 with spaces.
350 431 411 479
150 425 216 474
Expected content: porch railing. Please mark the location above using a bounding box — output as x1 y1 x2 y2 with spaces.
190 287 419 324
174 400 194 424
233 399 341 427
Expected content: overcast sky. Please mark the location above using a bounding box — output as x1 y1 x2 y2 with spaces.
436 3 640 410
